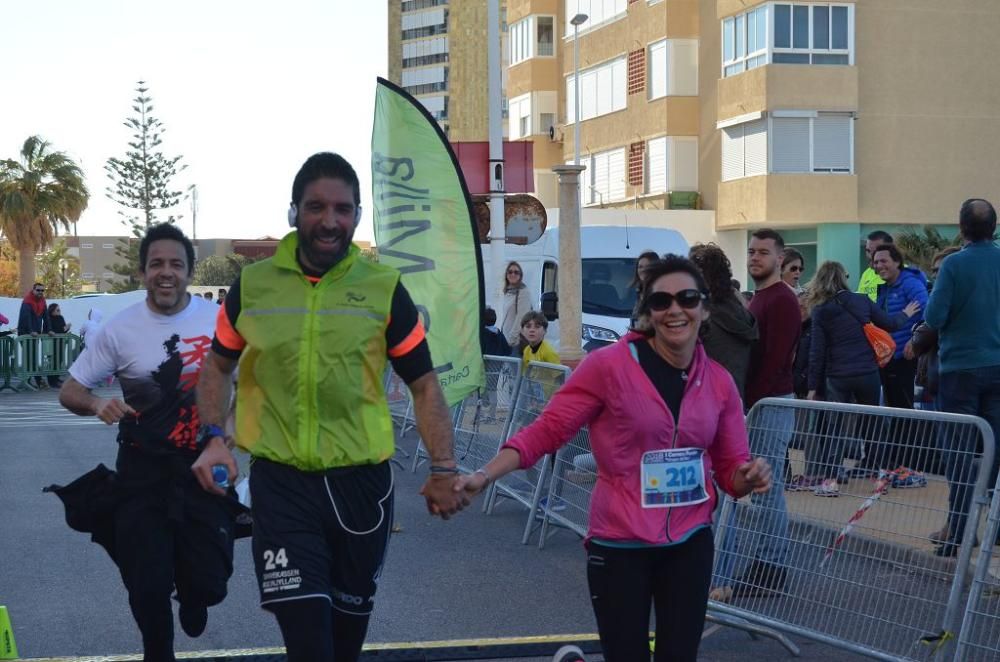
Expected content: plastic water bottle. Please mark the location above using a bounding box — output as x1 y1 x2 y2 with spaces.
211 464 230 490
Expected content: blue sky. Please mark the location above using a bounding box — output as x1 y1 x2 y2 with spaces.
0 0 388 243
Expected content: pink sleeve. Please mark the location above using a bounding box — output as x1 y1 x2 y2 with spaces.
502 352 606 468
708 372 752 497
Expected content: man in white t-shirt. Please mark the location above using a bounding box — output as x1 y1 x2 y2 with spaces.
56 223 241 661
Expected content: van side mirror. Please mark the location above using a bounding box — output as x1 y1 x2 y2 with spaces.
541 291 558 321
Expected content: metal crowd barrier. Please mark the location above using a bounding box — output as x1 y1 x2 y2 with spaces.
383 368 415 434
710 398 995 661
0 335 15 392
955 474 1000 661
452 356 523 476
2 333 82 392
536 427 594 548
400 355 524 475
481 361 570 545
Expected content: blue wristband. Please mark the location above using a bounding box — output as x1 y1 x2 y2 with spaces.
197 424 226 449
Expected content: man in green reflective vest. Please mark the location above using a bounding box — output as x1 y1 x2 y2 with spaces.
857 230 892 301
193 153 467 661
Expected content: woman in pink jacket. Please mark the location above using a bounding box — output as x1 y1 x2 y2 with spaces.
459 256 772 661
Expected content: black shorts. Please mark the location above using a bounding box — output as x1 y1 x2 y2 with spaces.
249 458 394 615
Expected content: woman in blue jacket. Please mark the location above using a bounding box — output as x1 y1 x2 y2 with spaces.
873 244 929 480
803 261 920 495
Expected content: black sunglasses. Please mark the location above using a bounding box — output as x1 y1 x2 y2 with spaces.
507 269 521 275
646 289 705 311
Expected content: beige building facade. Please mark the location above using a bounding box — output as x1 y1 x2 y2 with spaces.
507 0 701 212
700 0 1000 281
388 0 508 141
388 1 1000 285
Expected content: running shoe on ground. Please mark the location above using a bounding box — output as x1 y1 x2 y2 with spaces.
785 474 822 492
813 478 840 497
891 467 927 489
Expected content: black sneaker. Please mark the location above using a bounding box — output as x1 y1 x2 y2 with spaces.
732 560 787 598
179 602 207 638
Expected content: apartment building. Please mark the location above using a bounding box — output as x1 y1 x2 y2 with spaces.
506 1 699 211
388 0 508 140
500 0 1000 283
65 236 130 291
702 0 1000 278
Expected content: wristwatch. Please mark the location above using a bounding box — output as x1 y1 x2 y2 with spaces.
197 423 226 449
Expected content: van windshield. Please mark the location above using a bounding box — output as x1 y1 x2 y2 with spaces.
581 258 638 317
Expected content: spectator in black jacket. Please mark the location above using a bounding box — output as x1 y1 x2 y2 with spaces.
799 262 920 495
480 307 511 357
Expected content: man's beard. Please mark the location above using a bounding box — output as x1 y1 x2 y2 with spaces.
299 225 353 273
751 264 778 285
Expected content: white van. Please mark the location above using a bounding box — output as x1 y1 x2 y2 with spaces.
483 224 689 352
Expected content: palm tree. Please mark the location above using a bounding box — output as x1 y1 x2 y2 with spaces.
0 136 89 294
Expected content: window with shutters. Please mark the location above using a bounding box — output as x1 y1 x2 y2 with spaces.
566 57 627 123
721 112 852 180
722 119 768 181
628 142 645 186
508 94 531 139
771 117 811 173
648 41 667 100
585 147 626 205
649 40 698 99
401 66 448 95
627 49 645 96
772 112 852 173
401 7 448 40
509 92 558 139
646 137 667 193
812 113 852 171
722 3 853 78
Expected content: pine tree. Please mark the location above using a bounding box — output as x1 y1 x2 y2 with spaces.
104 81 187 292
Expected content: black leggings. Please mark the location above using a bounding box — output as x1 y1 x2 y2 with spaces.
587 527 713 662
272 597 370 662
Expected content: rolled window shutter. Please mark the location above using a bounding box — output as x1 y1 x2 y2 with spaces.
814 112 852 171
722 125 745 181
771 117 810 173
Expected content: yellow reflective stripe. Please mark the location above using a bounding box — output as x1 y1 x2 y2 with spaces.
242 308 384 322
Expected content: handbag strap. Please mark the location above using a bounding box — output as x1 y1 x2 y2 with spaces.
833 291 865 325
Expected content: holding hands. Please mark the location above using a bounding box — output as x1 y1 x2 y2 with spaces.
420 462 471 520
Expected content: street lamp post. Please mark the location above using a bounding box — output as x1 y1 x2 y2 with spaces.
59 259 68 298
570 13 589 168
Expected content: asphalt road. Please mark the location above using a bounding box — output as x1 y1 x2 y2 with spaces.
0 388 863 661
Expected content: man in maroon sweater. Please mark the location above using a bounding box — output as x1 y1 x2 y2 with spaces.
722 229 800 598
